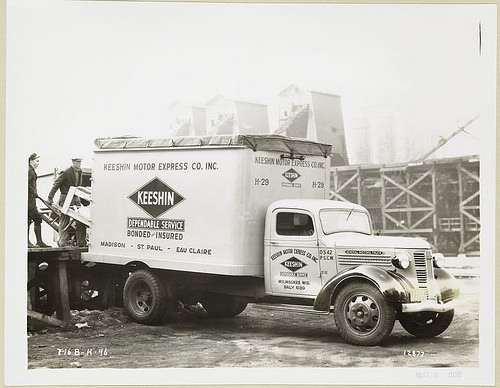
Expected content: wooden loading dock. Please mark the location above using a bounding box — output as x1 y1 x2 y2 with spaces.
329 155 480 255
28 246 123 327
28 247 87 327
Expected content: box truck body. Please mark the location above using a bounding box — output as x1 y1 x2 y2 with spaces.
83 135 331 277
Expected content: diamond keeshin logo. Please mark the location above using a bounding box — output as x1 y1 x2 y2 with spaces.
128 177 185 218
281 257 307 272
283 168 301 183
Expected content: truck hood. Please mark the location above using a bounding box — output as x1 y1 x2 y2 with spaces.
322 233 431 250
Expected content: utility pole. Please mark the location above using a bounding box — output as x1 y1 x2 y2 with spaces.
413 115 479 162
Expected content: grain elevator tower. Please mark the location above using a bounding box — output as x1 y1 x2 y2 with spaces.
276 84 348 166
206 95 270 136
167 101 207 137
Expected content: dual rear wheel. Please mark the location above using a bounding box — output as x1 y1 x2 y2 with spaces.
123 269 168 324
201 294 248 318
123 269 247 324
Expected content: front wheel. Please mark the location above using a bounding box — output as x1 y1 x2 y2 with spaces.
123 269 168 324
333 281 396 346
399 310 454 338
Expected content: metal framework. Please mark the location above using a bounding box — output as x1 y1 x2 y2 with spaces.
330 156 480 254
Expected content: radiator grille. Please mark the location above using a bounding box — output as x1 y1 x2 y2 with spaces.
414 251 428 285
337 255 392 267
413 251 431 300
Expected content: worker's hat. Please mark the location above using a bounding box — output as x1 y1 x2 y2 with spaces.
72 157 83 162
29 153 40 161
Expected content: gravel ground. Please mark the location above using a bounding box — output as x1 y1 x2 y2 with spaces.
27 277 479 370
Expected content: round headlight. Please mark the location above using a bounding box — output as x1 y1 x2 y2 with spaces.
433 253 445 268
393 252 411 269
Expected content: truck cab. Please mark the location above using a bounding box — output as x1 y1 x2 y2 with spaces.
264 199 459 345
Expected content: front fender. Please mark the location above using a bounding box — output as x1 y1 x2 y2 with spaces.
434 267 460 302
313 265 409 311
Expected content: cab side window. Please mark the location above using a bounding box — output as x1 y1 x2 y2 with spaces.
276 212 314 236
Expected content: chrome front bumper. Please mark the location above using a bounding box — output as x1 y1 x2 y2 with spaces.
401 299 456 313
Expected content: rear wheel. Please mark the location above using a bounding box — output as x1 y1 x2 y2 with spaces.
334 281 396 346
70 275 108 310
202 294 247 318
123 269 168 324
399 310 454 338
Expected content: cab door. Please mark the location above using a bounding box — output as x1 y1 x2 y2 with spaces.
267 209 321 296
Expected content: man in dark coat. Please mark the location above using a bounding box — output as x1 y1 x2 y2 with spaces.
28 153 50 248
47 157 87 247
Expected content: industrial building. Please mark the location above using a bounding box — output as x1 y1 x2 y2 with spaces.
165 86 480 255
276 84 349 166
167 101 207 137
205 95 270 136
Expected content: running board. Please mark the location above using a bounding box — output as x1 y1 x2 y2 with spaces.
252 303 331 315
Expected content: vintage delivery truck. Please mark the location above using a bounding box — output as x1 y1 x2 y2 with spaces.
74 134 458 346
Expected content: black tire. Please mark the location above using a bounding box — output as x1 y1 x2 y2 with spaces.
202 294 247 318
29 269 57 316
231 301 248 316
333 281 396 346
69 277 107 310
399 310 454 338
123 269 168 324
68 265 123 310
32 281 57 316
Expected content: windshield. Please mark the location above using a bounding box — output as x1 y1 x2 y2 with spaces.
319 208 372 235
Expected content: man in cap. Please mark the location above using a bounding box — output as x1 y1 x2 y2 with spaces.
28 153 50 248
47 157 87 247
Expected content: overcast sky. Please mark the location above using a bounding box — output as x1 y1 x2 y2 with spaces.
6 0 496 170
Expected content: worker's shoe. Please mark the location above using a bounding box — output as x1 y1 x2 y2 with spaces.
34 225 51 248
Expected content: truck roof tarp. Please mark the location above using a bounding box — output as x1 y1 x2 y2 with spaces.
94 135 332 157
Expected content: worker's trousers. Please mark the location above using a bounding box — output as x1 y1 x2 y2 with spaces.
58 213 86 247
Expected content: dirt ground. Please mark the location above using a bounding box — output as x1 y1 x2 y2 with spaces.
27 278 479 369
